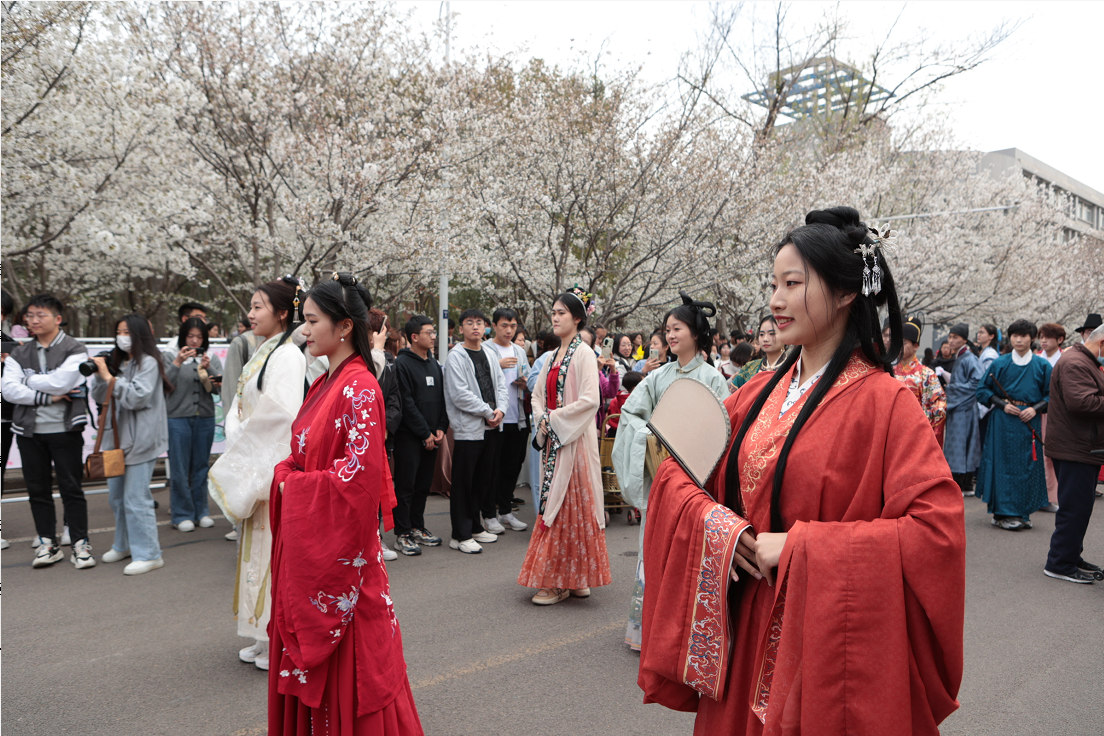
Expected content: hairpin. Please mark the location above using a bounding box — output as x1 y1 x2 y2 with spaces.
565 284 597 315
854 225 899 296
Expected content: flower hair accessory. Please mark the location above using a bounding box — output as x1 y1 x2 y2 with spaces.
564 284 597 315
854 224 899 296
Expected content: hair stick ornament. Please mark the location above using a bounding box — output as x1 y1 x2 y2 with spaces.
854 225 899 296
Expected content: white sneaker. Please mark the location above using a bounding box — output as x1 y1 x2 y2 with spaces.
382 547 398 561
0 538 8 550
498 512 528 531
60 526 72 546
198 516 215 528
174 520 195 532
239 640 266 663
255 653 270 671
32 543 64 567
71 539 97 569
123 558 165 575
225 528 240 541
31 535 50 548
482 516 506 534
102 547 131 563
449 538 483 554
472 530 498 544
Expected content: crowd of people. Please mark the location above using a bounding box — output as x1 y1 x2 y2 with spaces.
2 207 1102 734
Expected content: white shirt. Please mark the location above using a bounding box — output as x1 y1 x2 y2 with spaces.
1037 348 1061 367
1012 349 1032 367
489 340 520 425
780 357 828 418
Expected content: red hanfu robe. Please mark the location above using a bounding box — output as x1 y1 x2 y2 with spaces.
640 353 965 735
269 355 423 736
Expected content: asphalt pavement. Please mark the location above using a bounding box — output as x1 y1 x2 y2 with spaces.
2 485 1102 735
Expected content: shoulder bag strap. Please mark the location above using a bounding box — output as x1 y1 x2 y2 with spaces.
93 378 118 454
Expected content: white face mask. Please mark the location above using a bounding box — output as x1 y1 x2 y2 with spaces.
116 335 132 353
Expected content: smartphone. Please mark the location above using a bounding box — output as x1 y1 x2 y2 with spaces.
601 336 614 360
649 347 659 362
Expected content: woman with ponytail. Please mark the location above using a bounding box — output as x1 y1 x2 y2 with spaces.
267 273 422 736
611 292 729 650
637 208 965 734
209 276 308 672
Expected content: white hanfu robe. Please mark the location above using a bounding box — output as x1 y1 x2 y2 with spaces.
209 332 306 642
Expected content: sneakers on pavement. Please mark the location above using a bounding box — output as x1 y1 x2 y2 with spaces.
382 547 399 561
1039 503 1059 513
174 519 196 532
71 539 97 569
1076 559 1103 575
482 516 506 534
102 547 131 563
60 526 72 546
498 512 528 531
411 528 442 546
225 528 240 541
1044 568 1095 584
239 641 265 663
512 496 526 506
449 538 483 554
472 530 498 543
394 534 422 556
31 535 50 548
532 588 570 606
0 538 8 550
198 516 215 528
33 543 64 568
123 558 165 575
255 653 270 671
992 517 1025 531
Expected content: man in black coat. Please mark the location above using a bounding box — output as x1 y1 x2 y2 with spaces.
391 315 450 556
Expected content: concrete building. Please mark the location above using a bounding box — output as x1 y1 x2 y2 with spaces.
981 148 1104 236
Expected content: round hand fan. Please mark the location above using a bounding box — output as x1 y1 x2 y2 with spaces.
646 378 730 497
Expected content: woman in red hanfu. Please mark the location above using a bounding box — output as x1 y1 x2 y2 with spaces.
269 273 422 736
638 208 965 735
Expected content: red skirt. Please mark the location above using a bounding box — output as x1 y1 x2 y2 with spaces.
268 623 424 736
518 451 612 590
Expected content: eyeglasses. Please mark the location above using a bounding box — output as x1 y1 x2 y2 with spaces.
24 312 55 322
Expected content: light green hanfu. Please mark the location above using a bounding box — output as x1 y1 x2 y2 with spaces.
611 354 728 650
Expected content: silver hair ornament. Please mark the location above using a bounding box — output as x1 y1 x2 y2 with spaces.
854 225 899 296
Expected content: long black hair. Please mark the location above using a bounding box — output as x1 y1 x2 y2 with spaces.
304 273 378 380
663 290 717 365
109 314 173 393
724 206 902 532
177 316 211 352
256 276 305 392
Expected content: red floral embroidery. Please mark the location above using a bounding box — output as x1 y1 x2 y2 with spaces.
751 578 788 722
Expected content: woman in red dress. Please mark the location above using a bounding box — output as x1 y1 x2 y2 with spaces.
638 208 965 735
269 273 422 736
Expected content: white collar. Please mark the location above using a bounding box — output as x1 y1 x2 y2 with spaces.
1011 349 1032 366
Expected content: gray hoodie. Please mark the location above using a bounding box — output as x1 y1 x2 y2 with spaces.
444 342 508 441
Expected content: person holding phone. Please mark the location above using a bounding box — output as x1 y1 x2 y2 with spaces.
164 316 223 532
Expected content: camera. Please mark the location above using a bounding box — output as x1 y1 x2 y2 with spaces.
78 350 118 377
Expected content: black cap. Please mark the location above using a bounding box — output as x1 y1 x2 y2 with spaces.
949 323 969 339
1075 313 1102 333
903 317 922 344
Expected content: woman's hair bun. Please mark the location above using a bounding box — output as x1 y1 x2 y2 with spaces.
354 282 372 312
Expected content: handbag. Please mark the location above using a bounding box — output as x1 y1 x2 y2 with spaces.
84 377 126 480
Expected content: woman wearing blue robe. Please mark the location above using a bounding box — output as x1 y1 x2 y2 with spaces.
976 320 1052 531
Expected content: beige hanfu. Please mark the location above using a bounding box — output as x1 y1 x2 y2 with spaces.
209 331 306 642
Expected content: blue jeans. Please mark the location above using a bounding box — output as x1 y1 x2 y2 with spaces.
107 459 162 562
167 415 215 524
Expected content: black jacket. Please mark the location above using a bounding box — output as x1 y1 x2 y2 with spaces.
374 352 402 442
394 347 448 440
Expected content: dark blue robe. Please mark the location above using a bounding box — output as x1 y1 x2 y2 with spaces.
943 348 982 473
976 353 1051 519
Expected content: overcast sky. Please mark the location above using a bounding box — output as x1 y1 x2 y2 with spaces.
407 1 1103 195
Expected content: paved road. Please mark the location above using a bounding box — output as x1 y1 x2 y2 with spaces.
2 486 1102 735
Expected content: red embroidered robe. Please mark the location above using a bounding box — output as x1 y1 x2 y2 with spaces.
269 356 418 733
639 353 965 735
